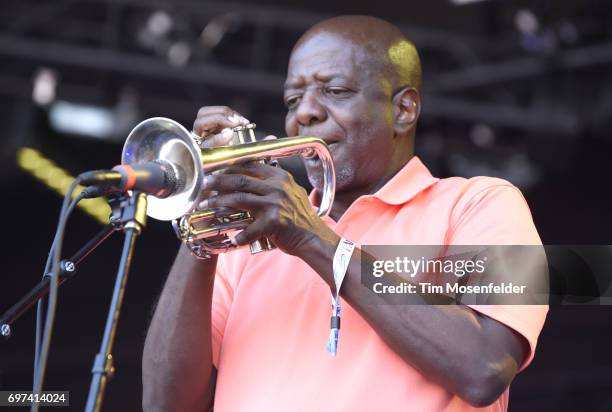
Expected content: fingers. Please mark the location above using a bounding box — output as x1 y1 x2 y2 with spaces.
200 128 234 148
202 174 271 197
199 192 266 212
192 105 249 143
195 189 218 211
219 162 283 179
232 218 268 246
192 113 242 138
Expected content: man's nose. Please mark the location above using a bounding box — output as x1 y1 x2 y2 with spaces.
295 91 327 127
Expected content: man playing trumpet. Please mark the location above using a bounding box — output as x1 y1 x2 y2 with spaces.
143 15 547 411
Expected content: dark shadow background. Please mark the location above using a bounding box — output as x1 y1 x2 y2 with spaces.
1 0 612 410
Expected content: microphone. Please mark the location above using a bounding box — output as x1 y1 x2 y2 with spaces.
78 160 187 199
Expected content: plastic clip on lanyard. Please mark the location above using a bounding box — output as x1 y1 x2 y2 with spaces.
327 238 356 357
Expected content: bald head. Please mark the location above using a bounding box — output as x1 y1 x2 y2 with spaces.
293 15 422 92
285 16 422 193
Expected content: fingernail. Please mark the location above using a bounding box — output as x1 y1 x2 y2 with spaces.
263 135 277 140
227 114 240 124
221 128 234 140
199 199 208 209
230 237 238 246
239 116 249 125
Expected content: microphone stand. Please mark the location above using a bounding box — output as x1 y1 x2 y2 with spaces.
0 216 119 339
85 191 147 412
0 190 148 412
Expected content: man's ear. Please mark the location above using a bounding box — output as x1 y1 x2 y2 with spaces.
393 87 420 136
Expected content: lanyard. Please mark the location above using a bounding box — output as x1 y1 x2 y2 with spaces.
327 238 355 357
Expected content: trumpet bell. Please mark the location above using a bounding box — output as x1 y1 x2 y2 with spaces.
121 117 203 221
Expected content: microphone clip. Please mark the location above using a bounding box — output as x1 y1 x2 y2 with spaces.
107 191 148 232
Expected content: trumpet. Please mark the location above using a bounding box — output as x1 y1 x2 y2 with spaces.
121 117 335 259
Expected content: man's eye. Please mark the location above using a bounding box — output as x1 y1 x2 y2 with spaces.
285 96 301 109
326 87 350 97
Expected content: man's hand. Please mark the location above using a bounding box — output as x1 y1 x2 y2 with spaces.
200 162 337 256
193 105 250 147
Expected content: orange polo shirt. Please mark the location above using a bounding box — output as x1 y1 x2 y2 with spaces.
210 156 547 411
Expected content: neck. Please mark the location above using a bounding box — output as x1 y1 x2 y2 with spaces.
328 190 362 221
327 156 411 221
318 136 415 221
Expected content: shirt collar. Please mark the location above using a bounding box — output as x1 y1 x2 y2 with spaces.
310 155 439 208
371 156 439 205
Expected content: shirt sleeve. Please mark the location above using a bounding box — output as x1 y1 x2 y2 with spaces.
446 178 548 371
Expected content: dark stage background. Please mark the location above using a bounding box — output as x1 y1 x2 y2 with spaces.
1 0 612 411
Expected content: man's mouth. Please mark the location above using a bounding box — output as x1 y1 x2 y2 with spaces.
306 153 321 163
306 142 336 164
300 129 337 145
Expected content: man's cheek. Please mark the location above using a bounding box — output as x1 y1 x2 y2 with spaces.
285 115 298 136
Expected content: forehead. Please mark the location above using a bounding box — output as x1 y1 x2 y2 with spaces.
285 33 377 87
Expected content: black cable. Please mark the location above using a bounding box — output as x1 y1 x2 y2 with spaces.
33 190 87 383
31 181 85 411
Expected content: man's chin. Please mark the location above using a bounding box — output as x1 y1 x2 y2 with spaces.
307 171 350 195
306 171 324 192
304 158 350 193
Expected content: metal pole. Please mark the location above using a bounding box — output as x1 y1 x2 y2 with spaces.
85 192 147 412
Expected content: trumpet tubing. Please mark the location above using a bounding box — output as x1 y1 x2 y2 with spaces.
121 117 335 259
